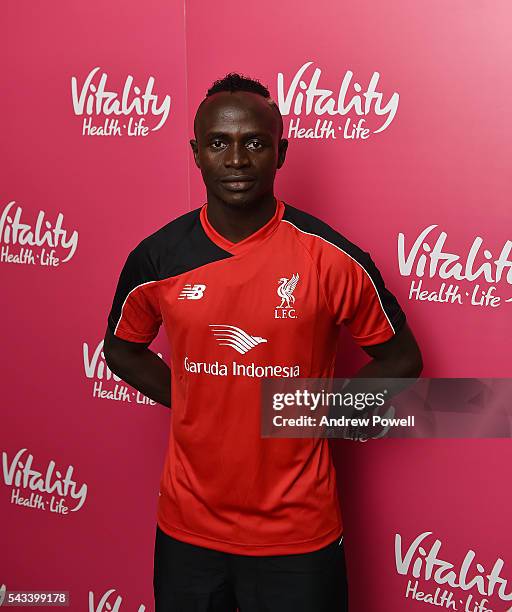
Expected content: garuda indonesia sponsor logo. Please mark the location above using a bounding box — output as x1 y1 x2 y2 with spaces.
187 324 299 377
184 356 299 378
209 324 267 354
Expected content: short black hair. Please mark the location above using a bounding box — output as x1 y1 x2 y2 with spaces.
206 73 271 98
194 72 283 139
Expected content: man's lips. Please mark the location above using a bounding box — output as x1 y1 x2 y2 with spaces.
220 176 256 183
220 176 256 191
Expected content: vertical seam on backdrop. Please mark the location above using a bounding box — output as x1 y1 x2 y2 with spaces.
183 0 192 212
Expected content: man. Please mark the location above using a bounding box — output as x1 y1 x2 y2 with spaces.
104 73 422 611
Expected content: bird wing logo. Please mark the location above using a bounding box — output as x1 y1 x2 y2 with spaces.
209 325 267 354
0 584 6 607
277 273 299 308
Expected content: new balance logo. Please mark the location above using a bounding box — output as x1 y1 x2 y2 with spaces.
179 284 206 300
209 325 267 355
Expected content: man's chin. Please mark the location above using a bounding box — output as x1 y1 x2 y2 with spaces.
215 191 259 209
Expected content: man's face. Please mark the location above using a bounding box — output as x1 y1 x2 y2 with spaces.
190 91 288 208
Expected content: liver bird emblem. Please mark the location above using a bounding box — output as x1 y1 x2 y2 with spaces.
277 273 300 308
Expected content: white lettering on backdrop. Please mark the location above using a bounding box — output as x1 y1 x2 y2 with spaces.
83 339 157 405
0 201 78 266
398 225 512 308
2 448 87 513
396 532 512 611
277 61 399 140
88 589 145 612
71 67 171 137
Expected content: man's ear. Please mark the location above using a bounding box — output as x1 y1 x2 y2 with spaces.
277 138 288 169
190 139 200 168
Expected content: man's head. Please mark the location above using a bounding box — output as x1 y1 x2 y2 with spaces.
190 73 288 208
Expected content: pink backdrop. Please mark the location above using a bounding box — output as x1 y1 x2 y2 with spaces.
2 1 188 609
2 0 512 610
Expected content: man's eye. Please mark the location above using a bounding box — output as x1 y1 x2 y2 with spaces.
210 140 225 149
246 141 263 151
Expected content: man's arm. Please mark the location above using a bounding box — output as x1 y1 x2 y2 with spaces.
103 326 171 408
326 323 422 430
356 322 423 378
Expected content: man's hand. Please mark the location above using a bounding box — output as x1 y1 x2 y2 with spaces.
328 323 423 426
103 326 171 408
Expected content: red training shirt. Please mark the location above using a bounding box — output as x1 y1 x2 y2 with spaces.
108 198 406 555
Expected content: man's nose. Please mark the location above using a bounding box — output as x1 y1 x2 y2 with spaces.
224 142 249 168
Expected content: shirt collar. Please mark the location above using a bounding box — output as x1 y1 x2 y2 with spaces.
199 198 284 256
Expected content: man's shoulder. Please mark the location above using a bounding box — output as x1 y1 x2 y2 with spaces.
128 205 231 280
282 202 368 263
124 207 202 280
281 203 396 299
139 207 202 253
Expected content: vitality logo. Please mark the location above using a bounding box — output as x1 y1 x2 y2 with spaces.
277 61 399 140
397 225 512 309
83 338 157 405
395 531 512 610
71 67 171 137
2 448 88 514
0 200 79 266
88 588 146 612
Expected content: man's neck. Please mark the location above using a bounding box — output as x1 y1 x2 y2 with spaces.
205 193 277 244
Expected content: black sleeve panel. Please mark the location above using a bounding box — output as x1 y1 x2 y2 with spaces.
107 208 233 342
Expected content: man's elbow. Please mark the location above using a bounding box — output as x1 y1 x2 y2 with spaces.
400 347 423 378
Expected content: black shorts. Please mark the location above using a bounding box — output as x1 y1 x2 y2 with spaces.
153 524 349 612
